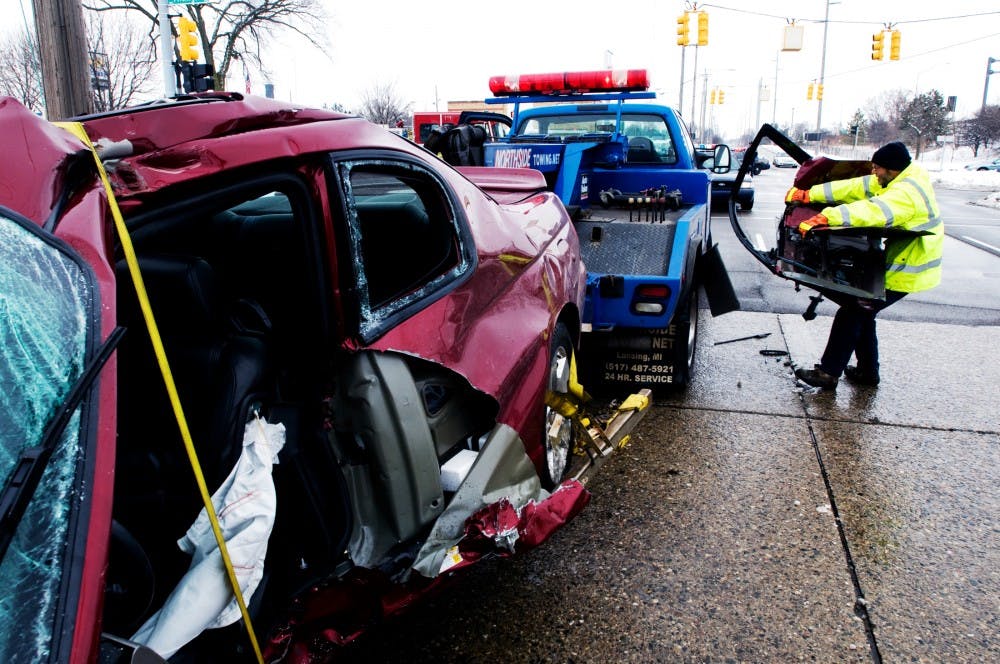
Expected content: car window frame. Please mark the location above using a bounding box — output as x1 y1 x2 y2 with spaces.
326 150 477 343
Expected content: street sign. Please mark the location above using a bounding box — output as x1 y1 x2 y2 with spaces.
167 0 213 5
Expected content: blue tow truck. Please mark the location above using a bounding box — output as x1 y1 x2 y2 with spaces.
436 70 738 389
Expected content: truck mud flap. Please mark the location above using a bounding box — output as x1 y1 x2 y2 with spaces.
697 243 740 317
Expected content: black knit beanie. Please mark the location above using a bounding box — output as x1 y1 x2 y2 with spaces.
871 142 911 171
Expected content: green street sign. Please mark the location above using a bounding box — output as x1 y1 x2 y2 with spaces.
167 0 213 5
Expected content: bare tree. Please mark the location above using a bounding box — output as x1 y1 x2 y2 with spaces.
0 31 44 113
87 11 156 111
956 105 1000 156
358 81 411 126
86 0 328 92
0 13 154 114
863 88 911 145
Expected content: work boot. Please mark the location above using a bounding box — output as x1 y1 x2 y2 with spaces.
794 364 839 390
844 365 880 386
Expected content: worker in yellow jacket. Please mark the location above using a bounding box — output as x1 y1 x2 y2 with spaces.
784 141 943 389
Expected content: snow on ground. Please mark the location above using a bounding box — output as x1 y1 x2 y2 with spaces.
920 146 1000 209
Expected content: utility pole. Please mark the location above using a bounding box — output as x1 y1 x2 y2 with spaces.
32 0 94 119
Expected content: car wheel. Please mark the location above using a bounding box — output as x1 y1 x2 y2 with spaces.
741 199 754 211
978 167 989 171
544 323 575 487
672 282 699 387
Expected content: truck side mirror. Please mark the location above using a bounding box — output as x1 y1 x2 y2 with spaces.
712 145 732 173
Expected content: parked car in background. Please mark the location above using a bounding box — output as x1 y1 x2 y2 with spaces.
964 157 1000 172
734 149 769 176
0 93 647 662
772 153 798 168
699 146 754 211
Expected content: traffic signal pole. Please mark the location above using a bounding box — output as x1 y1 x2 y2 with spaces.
158 0 176 97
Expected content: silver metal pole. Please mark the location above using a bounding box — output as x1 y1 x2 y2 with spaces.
816 0 831 132
158 0 175 97
678 46 686 112
772 52 779 124
691 46 699 132
983 57 998 111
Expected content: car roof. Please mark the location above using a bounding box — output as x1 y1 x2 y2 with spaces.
75 93 430 207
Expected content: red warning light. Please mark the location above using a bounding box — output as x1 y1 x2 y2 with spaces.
489 69 650 96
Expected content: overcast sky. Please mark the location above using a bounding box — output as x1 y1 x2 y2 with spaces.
7 0 1000 139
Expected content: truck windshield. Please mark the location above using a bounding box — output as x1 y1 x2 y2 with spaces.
516 112 678 164
0 211 93 661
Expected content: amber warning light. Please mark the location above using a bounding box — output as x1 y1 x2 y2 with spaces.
489 69 650 96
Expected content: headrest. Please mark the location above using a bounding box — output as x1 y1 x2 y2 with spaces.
118 255 220 332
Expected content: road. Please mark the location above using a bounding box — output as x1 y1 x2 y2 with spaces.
718 163 1000 326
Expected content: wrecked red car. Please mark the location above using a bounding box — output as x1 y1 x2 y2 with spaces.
0 93 648 662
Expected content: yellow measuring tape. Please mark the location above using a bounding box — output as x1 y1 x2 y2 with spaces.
55 122 264 663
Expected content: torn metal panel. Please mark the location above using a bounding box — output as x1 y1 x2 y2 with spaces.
411 422 572 578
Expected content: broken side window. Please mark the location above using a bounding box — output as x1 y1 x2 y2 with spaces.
335 159 474 340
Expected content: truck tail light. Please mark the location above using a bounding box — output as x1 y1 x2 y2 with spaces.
632 284 670 315
489 69 650 96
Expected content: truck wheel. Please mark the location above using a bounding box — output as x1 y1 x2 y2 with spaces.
544 323 575 487
673 286 699 386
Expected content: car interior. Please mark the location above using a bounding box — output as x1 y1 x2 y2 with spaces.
106 165 498 656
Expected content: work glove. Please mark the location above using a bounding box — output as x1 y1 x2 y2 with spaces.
797 213 828 237
785 187 810 204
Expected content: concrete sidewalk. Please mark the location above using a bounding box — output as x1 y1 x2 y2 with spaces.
337 309 999 663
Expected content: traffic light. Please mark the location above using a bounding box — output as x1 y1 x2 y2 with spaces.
177 16 199 62
871 31 885 61
816 84 824 101
718 89 725 104
697 11 709 46
709 88 717 104
890 30 901 60
676 13 690 46
807 82 815 100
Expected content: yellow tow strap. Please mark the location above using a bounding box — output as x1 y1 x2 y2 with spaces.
56 122 264 663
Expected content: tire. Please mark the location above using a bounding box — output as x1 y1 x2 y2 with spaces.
672 283 700 387
741 199 754 212
544 323 575 487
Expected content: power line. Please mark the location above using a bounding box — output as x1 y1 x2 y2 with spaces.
699 3 1000 26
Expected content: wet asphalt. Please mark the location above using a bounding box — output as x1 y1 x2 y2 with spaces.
336 309 998 663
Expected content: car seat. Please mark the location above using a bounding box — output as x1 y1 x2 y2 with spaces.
627 136 660 163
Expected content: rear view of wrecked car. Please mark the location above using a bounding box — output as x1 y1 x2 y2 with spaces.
0 93 648 662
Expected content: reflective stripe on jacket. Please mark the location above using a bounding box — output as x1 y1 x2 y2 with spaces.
806 162 943 293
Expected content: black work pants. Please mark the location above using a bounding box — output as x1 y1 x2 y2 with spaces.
818 289 907 377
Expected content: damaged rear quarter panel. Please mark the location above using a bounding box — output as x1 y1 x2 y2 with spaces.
369 175 585 443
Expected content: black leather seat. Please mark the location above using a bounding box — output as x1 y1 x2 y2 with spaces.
628 136 660 163
114 255 273 593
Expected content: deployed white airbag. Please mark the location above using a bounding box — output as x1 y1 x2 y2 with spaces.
131 416 285 659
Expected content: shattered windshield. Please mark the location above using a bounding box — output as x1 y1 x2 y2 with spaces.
0 211 93 660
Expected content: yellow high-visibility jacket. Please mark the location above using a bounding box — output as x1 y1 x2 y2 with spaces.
806 162 943 293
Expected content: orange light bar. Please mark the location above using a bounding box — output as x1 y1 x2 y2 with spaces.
489 69 650 96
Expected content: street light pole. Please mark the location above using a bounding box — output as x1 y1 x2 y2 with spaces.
983 56 999 111
815 0 833 132
772 51 779 124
